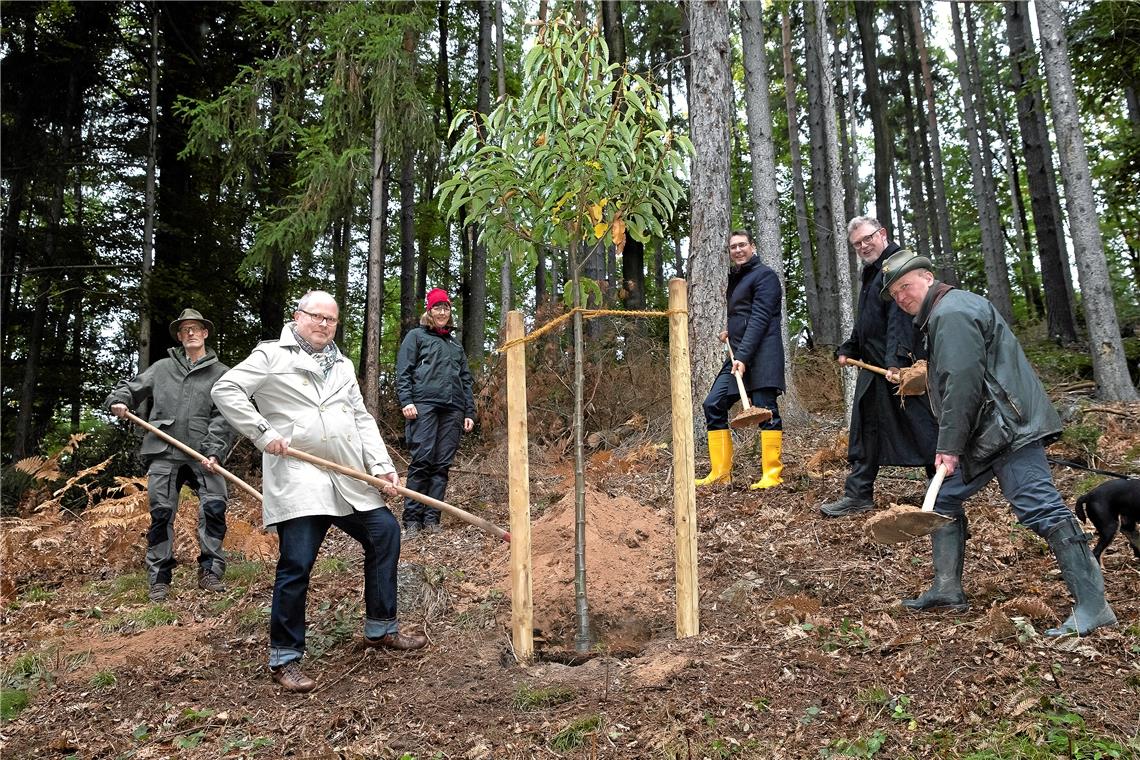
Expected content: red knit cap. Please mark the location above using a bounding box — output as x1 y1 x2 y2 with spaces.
426 288 451 310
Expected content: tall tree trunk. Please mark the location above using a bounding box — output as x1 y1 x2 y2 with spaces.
741 0 805 424
362 112 388 418
893 6 931 262
138 4 158 373
854 1 892 234
495 0 511 338
782 8 821 343
464 0 491 361
951 2 1013 323
1006 1 1078 344
838 10 859 223
1035 0 1137 401
910 2 958 286
687 0 732 437
399 144 417 341
809 0 855 412
332 213 351 344
804 0 841 347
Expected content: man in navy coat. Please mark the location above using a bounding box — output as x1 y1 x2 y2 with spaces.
695 230 786 490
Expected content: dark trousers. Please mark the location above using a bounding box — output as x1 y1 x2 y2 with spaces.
934 442 1071 538
269 507 400 668
146 459 228 585
404 403 464 525
844 391 935 499
702 368 782 432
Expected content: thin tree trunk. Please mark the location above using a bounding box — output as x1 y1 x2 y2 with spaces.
464 0 491 361
362 111 387 418
495 0 511 338
687 0 733 438
1035 0 1137 401
782 8 821 343
568 237 590 652
1006 1 1078 343
399 144 417 341
893 6 931 263
951 2 1013 323
804 0 841 347
139 4 158 374
741 0 805 424
911 2 958 285
855 1 892 234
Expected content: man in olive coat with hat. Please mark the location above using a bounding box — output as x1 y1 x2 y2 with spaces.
881 249 1116 637
107 308 235 603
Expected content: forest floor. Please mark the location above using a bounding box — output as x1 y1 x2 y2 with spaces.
2 349 1139 759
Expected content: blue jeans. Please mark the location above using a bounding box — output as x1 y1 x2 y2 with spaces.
933 442 1071 538
269 507 401 668
702 368 782 432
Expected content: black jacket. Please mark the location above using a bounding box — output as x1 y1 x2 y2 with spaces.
838 243 937 466
726 255 785 392
396 316 476 416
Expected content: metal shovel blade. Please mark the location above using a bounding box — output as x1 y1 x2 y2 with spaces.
729 406 773 429
865 463 952 544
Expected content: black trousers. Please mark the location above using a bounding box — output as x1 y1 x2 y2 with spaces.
403 403 464 525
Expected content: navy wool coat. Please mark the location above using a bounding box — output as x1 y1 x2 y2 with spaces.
726 255 785 392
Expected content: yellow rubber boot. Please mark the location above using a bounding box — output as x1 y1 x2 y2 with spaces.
695 429 733 486
749 430 784 490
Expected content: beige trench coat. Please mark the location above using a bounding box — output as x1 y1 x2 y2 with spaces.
211 325 396 526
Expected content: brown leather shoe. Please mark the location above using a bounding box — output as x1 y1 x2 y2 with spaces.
364 630 428 651
271 661 316 693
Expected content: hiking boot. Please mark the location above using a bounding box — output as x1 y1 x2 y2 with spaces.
820 495 875 517
424 523 442 535
148 583 170 603
404 522 422 540
198 571 225 593
271 661 316 693
364 630 428 651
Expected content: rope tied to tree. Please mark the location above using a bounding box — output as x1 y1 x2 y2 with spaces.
495 306 688 353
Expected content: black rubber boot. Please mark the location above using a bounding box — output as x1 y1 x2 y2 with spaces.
903 514 969 612
1044 519 1117 637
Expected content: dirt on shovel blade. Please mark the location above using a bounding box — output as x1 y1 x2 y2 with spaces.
729 406 772 429
865 502 952 544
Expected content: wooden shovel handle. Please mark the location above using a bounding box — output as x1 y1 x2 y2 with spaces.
283 447 510 543
120 410 262 502
844 357 890 377
921 464 949 513
724 343 753 410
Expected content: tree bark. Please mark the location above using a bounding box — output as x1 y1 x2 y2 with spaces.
782 8 821 345
464 0 492 362
910 2 958 286
495 0 511 338
1035 0 1137 401
951 2 1013 323
399 144 418 342
854 2 892 235
362 111 388 418
1006 1 1078 343
741 0 805 424
139 4 158 374
893 5 931 262
686 0 733 437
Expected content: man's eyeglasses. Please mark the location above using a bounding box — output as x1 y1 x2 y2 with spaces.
299 309 338 326
851 228 882 249
178 325 206 336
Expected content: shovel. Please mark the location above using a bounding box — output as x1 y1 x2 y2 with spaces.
844 357 928 396
865 463 952 543
283 447 510 543
724 343 773 429
119 410 263 502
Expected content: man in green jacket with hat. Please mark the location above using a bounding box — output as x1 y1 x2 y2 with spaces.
881 250 1115 637
107 308 235 603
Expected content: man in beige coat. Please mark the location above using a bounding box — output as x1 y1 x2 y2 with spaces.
212 290 425 693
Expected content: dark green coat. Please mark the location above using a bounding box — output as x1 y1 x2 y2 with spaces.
917 283 1062 483
106 347 235 463
396 317 475 416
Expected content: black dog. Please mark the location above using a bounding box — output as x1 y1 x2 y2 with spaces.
1074 478 1140 563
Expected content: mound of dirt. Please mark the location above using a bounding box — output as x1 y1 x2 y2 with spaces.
492 482 674 646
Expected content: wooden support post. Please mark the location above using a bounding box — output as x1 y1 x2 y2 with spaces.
506 310 534 661
668 278 699 637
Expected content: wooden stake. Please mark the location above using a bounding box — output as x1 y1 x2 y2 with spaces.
506 311 534 661
668 278 699 638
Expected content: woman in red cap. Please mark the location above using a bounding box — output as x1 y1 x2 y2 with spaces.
395 288 476 537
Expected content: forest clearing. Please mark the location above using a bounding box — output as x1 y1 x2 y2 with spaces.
2 344 1138 759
